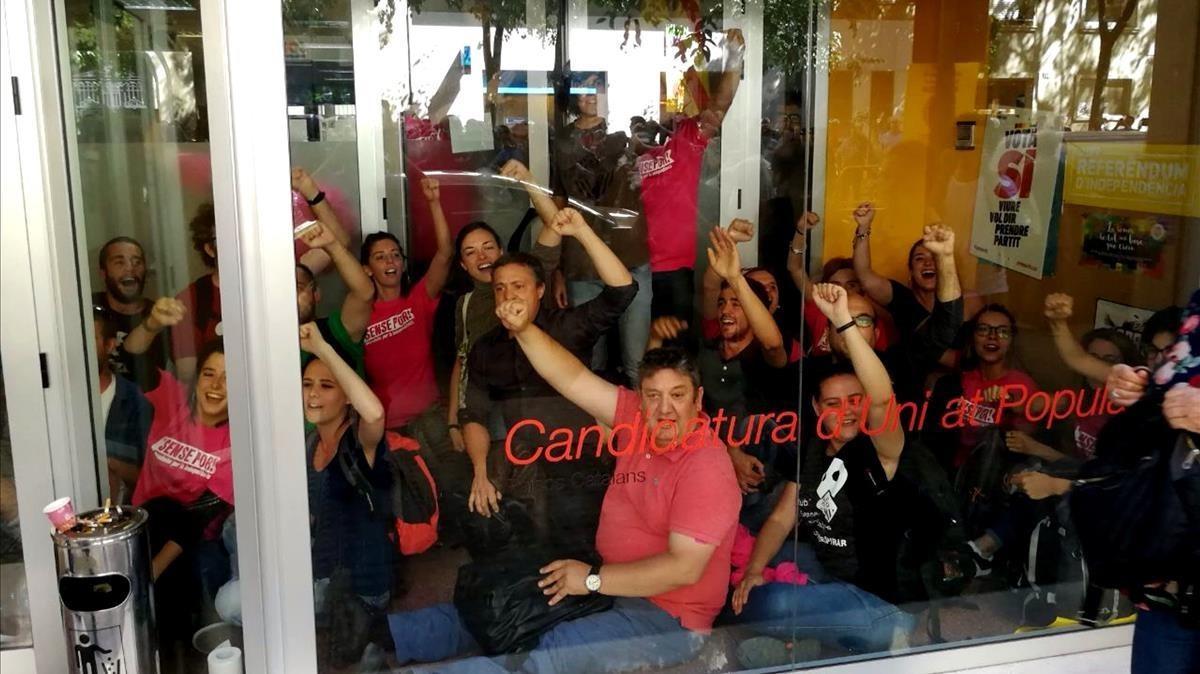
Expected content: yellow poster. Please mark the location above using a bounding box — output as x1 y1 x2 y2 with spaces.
1064 143 1200 217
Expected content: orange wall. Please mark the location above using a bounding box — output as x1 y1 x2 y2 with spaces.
820 0 1184 388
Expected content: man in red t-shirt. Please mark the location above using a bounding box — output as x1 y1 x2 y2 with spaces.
639 29 745 322
385 303 740 672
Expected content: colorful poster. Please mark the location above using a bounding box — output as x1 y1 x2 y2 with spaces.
1094 299 1155 347
970 113 1065 280
1064 143 1200 218
1080 213 1169 277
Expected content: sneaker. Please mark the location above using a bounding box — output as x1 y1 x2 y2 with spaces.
735 636 821 669
967 540 994 578
736 636 789 669
358 642 386 673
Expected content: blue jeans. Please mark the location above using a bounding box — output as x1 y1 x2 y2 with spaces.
729 545 914 655
567 264 652 382
1132 608 1200 674
388 597 704 674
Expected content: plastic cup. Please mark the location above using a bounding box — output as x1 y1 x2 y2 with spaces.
42 497 77 533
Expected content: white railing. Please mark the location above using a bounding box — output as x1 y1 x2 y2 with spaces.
72 78 147 109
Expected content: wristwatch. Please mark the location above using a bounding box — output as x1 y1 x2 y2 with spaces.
584 565 602 593
306 190 326 207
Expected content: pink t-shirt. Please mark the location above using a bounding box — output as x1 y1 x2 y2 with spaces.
636 117 709 273
132 370 234 507
594 387 740 632
1072 411 1110 460
954 368 1039 466
363 277 441 427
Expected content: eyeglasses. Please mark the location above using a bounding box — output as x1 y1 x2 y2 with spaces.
851 314 875 328
1143 344 1167 358
974 324 1013 340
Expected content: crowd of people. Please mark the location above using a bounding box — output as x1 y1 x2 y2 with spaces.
86 28 1199 674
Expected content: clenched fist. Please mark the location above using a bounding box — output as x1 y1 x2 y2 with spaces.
146 297 187 331
496 298 533 333
1044 293 1074 322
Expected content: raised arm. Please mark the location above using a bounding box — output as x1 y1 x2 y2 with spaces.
708 228 786 367
498 298 619 427
786 212 820 294
419 177 455 298
124 297 186 355
922 223 962 303
698 29 745 139
813 283 903 476
1044 293 1114 383
300 323 385 458
550 208 632 288
500 160 560 238
702 218 755 320
297 220 373 304
849 202 893 306
293 167 350 248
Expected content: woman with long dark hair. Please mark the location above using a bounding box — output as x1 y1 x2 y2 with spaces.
342 177 454 481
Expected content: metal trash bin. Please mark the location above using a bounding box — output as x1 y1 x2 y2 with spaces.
53 505 158 674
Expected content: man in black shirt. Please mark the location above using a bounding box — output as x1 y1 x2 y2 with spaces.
93 237 170 391
459 208 636 556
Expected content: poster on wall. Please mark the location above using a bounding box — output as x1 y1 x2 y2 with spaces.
1064 143 1200 218
969 113 1065 279
1080 212 1169 277
1094 298 1155 346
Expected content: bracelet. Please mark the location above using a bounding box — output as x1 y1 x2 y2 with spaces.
853 230 870 242
789 245 805 256
306 190 326 207
448 423 461 431
835 319 856 334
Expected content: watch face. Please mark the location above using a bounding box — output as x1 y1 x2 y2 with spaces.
585 574 601 592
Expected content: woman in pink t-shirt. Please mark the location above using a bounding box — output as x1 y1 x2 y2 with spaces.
123 298 234 574
122 297 235 644
342 177 454 481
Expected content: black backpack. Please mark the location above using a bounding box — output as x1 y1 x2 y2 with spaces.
1069 396 1200 591
337 431 440 556
893 443 976 606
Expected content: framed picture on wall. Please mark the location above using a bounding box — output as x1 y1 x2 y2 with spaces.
1094 298 1154 346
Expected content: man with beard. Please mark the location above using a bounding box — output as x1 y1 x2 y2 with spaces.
652 226 787 529
294 220 374 373
94 237 170 391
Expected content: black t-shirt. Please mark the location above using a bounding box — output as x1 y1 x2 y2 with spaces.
884 280 963 401
779 433 904 600
95 292 169 392
885 280 930 337
698 336 797 420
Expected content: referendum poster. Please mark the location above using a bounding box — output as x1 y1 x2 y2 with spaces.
1080 212 1169 277
1065 143 1200 218
970 113 1065 280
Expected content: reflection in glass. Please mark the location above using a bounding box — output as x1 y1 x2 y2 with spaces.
0 362 34 650
62 1 243 670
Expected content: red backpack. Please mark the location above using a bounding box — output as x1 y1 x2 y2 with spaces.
337 431 439 555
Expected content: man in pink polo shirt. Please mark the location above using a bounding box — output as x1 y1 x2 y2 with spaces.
385 299 740 673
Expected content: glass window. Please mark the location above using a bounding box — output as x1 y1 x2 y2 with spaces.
59 1 245 670
277 0 1199 672
0 361 34 651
